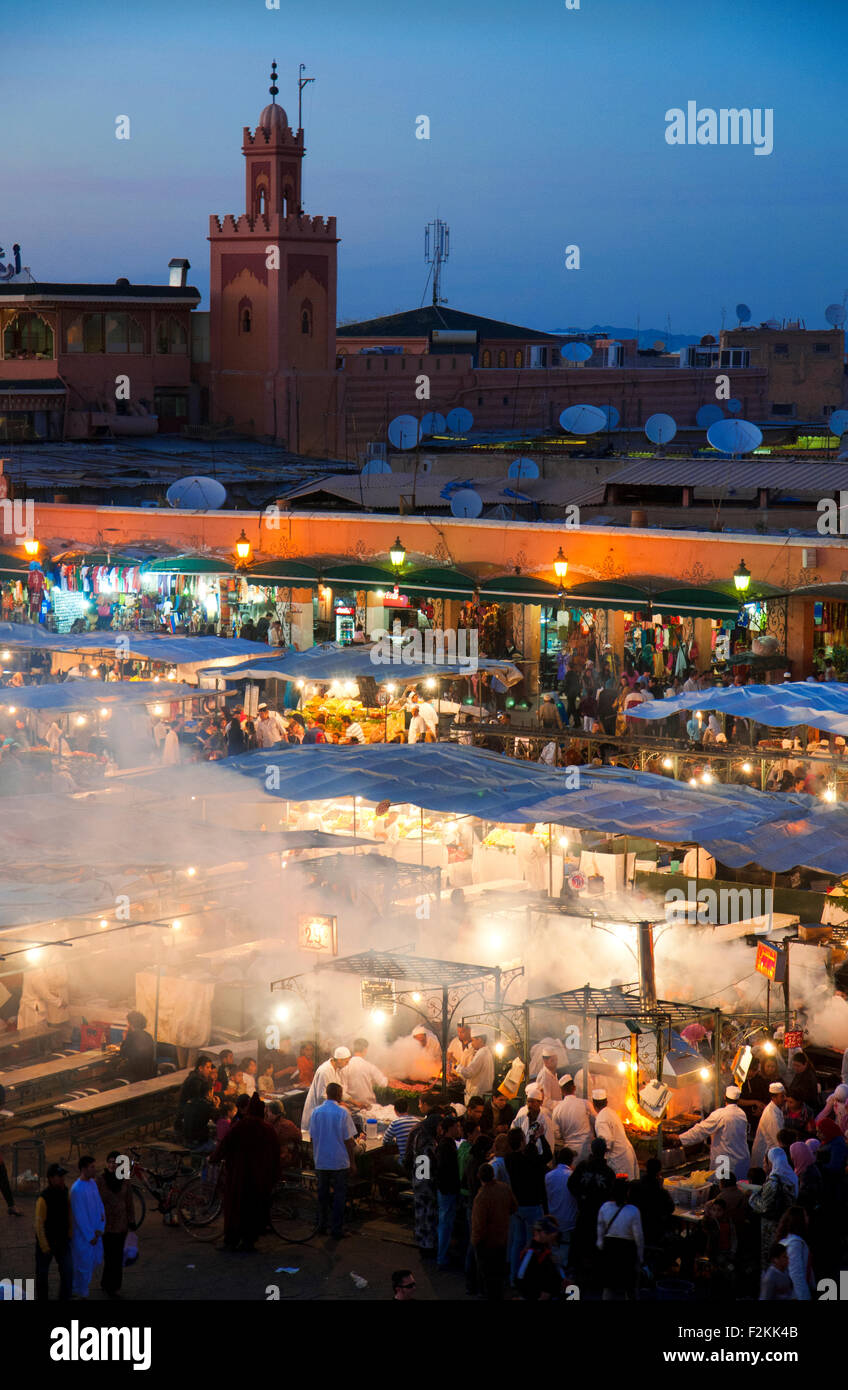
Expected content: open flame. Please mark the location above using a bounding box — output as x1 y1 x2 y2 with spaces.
623 1036 657 1133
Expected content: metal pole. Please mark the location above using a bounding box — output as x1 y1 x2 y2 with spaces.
713 1008 722 1113
548 823 553 898
152 959 161 1070
637 921 657 1010
441 985 449 1093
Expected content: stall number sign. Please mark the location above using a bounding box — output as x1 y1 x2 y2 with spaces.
755 941 786 983
297 913 338 955
783 1029 803 1050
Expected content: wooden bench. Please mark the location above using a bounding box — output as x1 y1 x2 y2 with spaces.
53 1069 191 1158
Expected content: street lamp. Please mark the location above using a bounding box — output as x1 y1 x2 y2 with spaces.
389 536 406 573
733 558 751 596
235 530 251 566
23 538 39 557
553 546 568 585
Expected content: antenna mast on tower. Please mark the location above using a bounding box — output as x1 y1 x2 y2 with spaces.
424 218 450 306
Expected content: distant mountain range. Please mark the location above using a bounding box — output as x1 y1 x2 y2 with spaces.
549 324 704 351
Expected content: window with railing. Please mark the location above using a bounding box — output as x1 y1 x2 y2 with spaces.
3 312 54 359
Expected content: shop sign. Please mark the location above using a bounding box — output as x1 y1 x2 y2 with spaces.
755 941 786 983
297 912 338 955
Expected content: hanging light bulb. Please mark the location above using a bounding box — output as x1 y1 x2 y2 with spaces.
662 757 673 770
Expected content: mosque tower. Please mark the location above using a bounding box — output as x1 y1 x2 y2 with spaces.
208 62 340 452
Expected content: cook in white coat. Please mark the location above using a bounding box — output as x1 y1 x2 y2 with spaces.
678 1085 750 1178
751 1082 787 1169
408 1024 442 1078
301 1047 352 1126
593 1090 638 1181
447 1024 473 1077
552 1075 595 1162
535 1050 563 1115
456 1033 495 1102
511 1084 556 1154
344 1039 388 1109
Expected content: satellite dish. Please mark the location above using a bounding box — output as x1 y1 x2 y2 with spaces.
388 414 421 449
764 318 781 330
419 411 447 436
829 410 848 437
696 403 724 428
361 459 392 475
560 342 593 362
450 488 483 518
559 404 608 435
166 476 227 509
735 303 752 324
825 304 846 328
446 407 474 434
725 398 742 414
644 413 677 445
601 406 620 428
507 457 539 480
706 418 763 456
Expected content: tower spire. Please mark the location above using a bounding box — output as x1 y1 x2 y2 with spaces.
269 60 278 104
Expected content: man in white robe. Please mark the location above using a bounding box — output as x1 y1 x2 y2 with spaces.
456 1034 495 1103
535 1049 562 1115
751 1082 787 1169
593 1090 638 1180
301 1047 352 1127
552 1075 595 1162
511 1084 556 1153
678 1085 751 1178
344 1039 388 1110
70 1156 105 1298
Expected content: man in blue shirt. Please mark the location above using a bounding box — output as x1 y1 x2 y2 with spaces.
307 1082 357 1239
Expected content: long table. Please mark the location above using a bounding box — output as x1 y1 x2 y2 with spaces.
0 1024 66 1063
52 1069 191 1153
1 1049 113 1106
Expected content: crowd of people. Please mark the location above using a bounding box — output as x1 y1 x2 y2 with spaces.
33 1153 136 1301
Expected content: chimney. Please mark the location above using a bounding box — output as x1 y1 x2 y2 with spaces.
168 258 190 289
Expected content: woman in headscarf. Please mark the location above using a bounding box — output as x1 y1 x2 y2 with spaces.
211 1092 281 1251
790 1139 824 1217
749 1147 799 1268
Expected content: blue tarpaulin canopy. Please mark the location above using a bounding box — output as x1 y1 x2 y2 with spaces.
0 680 201 712
0 624 273 665
202 641 523 687
628 681 848 737
141 742 848 874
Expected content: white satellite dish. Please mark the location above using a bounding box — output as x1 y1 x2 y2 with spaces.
450 489 483 518
507 457 539 480
166 476 227 509
388 415 421 449
644 413 677 445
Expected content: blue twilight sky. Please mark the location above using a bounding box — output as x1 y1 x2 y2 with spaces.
3 0 845 335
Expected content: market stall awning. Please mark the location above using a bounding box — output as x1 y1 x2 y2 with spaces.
629 680 848 737
562 581 741 619
564 581 653 611
401 566 478 600
246 559 319 587
311 948 503 986
202 641 522 687
0 549 29 578
322 562 396 589
652 587 742 619
0 625 274 664
477 574 562 604
141 553 237 576
0 680 201 712
159 742 848 875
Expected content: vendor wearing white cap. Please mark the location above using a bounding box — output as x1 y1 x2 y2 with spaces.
255 703 288 749
511 1084 555 1154
301 1046 352 1126
553 1075 595 1163
593 1090 639 1181
535 1049 563 1116
676 1085 750 1179
402 1024 441 1080
456 1033 495 1103
751 1081 786 1169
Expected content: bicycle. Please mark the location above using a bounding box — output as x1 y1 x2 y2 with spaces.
126 1145 201 1228
176 1161 226 1241
269 1170 321 1244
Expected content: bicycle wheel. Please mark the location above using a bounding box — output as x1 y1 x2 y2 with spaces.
269 1181 320 1243
130 1184 147 1231
177 1171 224 1241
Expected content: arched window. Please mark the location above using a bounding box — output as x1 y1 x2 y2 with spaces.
3 312 54 360
497 349 507 367
481 349 491 367
300 299 313 336
155 316 188 355
105 313 143 353
514 349 523 368
258 188 267 215
239 298 252 334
